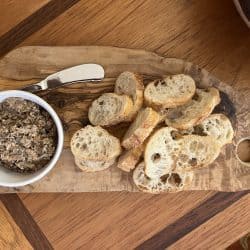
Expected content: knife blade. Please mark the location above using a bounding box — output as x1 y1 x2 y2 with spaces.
22 64 105 93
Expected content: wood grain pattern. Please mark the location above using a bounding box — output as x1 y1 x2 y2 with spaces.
0 0 49 36
0 194 52 249
20 0 147 47
20 191 213 249
136 191 249 249
169 194 250 250
20 0 250 75
0 46 249 193
0 200 32 249
0 0 249 249
0 0 80 57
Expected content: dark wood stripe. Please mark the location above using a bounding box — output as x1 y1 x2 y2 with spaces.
0 0 80 57
136 191 249 250
0 194 53 249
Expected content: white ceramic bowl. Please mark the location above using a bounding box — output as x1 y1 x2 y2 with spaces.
0 90 64 187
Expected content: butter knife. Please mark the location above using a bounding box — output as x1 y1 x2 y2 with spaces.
22 64 105 93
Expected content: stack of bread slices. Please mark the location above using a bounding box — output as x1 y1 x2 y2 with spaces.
70 72 234 193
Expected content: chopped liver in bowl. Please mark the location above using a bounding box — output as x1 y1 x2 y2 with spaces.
0 97 57 173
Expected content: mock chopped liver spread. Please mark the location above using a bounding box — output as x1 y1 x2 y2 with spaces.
0 97 57 173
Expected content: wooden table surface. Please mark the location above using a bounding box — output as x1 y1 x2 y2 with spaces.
0 1 249 249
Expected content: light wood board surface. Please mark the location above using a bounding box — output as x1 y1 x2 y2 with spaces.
0 0 249 249
0 45 249 193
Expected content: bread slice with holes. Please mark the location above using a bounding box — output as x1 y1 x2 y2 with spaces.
193 114 234 147
174 114 234 146
116 144 144 172
88 93 133 126
175 135 221 172
122 107 160 150
133 162 193 193
144 74 196 110
115 72 144 120
71 125 121 162
145 126 221 176
165 87 220 130
144 127 183 179
75 157 115 172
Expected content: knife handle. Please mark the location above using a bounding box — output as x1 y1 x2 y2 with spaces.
21 84 42 93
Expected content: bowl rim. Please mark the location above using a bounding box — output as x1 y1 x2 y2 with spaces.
233 0 250 28
0 90 64 187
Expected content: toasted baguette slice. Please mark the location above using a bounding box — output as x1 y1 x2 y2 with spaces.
71 125 121 161
88 93 133 126
193 114 234 146
165 87 220 130
122 107 160 150
144 127 183 179
75 157 115 172
144 74 196 110
116 144 144 172
115 72 144 120
175 135 221 172
133 162 193 194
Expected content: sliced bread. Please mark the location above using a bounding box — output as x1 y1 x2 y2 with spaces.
165 87 220 130
122 107 160 150
115 72 144 120
175 135 221 172
158 109 170 124
144 74 196 110
88 93 133 126
116 144 144 172
193 114 234 146
133 162 193 194
70 125 121 161
144 127 183 179
75 157 115 172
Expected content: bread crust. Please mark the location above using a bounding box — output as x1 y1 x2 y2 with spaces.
133 162 193 193
71 125 121 161
75 157 115 172
115 72 144 120
144 74 196 110
122 107 160 149
144 125 222 177
194 114 234 146
116 145 144 172
88 93 133 126
144 127 182 179
165 87 220 130
175 135 221 172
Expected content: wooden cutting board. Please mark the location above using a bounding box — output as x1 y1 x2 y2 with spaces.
0 46 249 193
